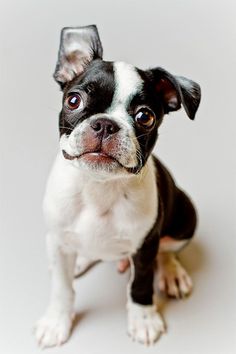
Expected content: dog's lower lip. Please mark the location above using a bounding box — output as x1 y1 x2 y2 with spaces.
80 152 115 163
62 150 116 163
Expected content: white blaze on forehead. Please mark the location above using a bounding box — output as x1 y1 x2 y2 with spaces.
107 61 143 113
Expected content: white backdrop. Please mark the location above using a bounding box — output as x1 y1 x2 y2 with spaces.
0 1 235 353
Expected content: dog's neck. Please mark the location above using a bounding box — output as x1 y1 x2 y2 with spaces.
52 152 156 215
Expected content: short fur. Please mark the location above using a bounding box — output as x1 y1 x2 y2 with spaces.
34 25 201 347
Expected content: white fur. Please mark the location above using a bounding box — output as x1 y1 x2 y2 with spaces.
127 299 165 345
159 237 188 253
35 152 158 347
126 259 165 345
106 62 143 150
158 237 192 298
158 252 193 298
108 61 143 112
35 61 160 347
34 243 76 348
60 111 139 171
43 152 158 261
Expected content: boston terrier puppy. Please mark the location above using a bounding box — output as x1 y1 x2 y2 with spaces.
35 25 201 347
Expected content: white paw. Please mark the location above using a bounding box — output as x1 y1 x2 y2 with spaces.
127 301 165 345
74 256 98 277
158 253 193 298
34 312 73 348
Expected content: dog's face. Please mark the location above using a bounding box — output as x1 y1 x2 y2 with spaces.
54 26 201 178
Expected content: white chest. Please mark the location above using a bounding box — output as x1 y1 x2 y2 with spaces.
71 195 155 260
44 154 158 261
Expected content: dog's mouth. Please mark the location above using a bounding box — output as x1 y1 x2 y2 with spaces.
62 150 141 174
62 149 119 165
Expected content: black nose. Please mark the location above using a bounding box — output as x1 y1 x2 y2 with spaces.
90 118 120 139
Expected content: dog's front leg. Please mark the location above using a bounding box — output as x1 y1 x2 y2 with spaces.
35 233 76 348
127 234 165 345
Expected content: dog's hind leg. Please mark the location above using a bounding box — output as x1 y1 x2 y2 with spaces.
157 185 196 298
157 237 193 298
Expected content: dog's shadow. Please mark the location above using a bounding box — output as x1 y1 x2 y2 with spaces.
72 310 90 332
180 237 207 275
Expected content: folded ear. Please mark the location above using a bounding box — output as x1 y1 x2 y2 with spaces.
149 67 201 120
54 25 103 87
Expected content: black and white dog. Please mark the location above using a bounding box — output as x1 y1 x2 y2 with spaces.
35 25 201 347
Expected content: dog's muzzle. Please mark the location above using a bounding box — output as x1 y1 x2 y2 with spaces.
62 116 142 174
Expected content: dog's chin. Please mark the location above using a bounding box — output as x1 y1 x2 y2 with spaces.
80 152 121 173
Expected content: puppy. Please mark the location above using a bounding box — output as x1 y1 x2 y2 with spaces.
35 25 201 347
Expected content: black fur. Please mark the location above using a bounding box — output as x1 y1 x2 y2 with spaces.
54 25 201 309
59 60 115 136
131 157 197 305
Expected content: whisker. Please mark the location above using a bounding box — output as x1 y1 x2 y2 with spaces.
59 125 75 132
135 132 150 139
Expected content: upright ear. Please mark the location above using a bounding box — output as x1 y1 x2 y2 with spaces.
54 25 103 88
149 67 201 120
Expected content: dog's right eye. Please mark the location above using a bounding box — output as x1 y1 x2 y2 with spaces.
65 93 83 110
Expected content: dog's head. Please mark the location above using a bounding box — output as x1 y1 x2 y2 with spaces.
54 25 201 178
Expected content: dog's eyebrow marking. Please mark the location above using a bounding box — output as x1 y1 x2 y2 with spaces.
107 61 143 113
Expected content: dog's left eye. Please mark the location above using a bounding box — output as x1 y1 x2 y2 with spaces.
65 93 83 110
135 109 155 128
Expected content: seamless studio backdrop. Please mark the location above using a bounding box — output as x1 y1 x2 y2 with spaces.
0 1 235 354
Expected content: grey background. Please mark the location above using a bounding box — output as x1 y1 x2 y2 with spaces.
0 0 235 353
